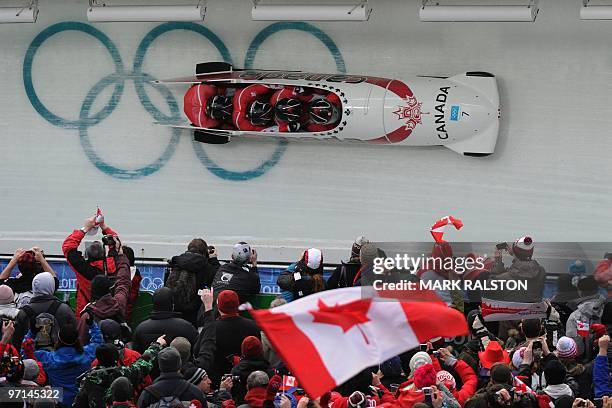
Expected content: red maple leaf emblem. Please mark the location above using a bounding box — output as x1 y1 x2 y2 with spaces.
309 299 372 344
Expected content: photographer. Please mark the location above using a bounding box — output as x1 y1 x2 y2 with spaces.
166 238 220 325
212 242 260 305
62 216 121 317
77 235 132 345
0 247 56 307
277 248 324 302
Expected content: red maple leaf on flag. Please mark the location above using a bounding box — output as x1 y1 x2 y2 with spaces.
309 299 373 344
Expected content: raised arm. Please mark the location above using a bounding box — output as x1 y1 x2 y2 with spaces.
0 248 26 280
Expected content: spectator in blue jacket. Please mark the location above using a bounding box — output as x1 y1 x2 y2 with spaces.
23 322 103 407
594 335 611 398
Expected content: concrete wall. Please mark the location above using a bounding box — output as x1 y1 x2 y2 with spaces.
1 0 611 262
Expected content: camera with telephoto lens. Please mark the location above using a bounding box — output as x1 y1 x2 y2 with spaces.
102 234 116 247
605 252 612 261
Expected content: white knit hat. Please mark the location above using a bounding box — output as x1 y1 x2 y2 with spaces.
512 347 526 368
409 351 432 373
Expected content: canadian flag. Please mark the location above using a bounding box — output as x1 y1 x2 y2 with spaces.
577 321 590 338
282 375 298 391
250 287 467 398
430 216 463 244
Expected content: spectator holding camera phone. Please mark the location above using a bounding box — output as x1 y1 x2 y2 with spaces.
62 215 121 317
212 242 260 306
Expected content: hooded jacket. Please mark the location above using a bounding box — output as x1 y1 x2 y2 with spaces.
77 254 132 344
239 387 268 408
62 226 119 317
167 251 220 325
566 295 606 357
12 273 75 350
32 323 104 407
132 287 198 353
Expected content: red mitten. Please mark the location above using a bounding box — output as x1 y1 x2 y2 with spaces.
266 374 282 401
22 338 35 359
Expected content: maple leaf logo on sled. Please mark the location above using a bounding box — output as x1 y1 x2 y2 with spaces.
310 299 372 344
393 95 423 131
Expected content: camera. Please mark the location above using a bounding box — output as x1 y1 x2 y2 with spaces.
604 252 612 261
102 234 116 247
208 246 215 254
532 340 542 350
496 242 509 251
222 374 240 382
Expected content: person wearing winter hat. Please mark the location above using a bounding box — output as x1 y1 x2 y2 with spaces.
556 337 578 360
132 287 198 353
29 321 103 407
327 236 368 290
277 248 325 302
0 285 19 340
110 376 136 407
0 247 52 308
413 363 437 389
185 366 235 408
73 334 166 408
12 272 76 350
138 346 207 408
21 358 41 386
197 288 260 387
166 237 221 325
231 336 272 404
211 242 260 306
539 359 574 403
489 236 546 304
409 352 433 374
171 336 194 372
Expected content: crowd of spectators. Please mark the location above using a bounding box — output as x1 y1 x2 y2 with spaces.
0 218 609 408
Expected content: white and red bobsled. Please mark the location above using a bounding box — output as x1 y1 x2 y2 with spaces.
156 62 500 156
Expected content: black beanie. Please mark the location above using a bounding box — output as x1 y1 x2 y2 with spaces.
110 376 133 402
91 275 112 301
544 360 567 385
96 343 119 367
490 364 512 385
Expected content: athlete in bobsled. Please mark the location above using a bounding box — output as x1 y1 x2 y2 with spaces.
161 62 501 156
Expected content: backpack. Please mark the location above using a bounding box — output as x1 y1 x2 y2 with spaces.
145 381 191 408
22 300 62 350
165 265 198 312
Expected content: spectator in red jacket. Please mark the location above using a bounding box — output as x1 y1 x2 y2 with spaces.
62 216 120 317
436 348 478 406
232 84 274 131
77 241 132 345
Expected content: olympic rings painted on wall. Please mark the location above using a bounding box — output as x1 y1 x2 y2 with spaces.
23 21 346 181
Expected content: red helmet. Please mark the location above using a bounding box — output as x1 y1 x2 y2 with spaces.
309 99 340 125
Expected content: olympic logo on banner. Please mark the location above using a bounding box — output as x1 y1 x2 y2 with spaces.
23 22 346 181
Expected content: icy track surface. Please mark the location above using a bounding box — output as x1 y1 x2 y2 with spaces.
0 0 611 261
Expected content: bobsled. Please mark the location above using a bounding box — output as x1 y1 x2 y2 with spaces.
155 62 500 156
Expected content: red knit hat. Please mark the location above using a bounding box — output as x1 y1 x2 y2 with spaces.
478 341 510 369
241 336 263 358
217 290 239 315
413 363 437 389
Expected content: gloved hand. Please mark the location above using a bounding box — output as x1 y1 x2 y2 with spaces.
266 374 282 401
